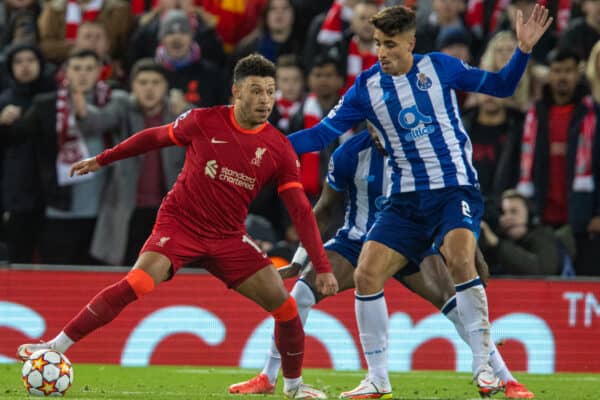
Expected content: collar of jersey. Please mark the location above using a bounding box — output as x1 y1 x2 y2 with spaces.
229 106 267 134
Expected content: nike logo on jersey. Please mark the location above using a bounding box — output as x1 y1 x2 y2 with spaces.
211 138 228 144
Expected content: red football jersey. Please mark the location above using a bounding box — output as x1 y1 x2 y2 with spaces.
161 105 301 238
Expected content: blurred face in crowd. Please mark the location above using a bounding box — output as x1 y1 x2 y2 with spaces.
492 36 517 69
441 43 470 63
132 71 168 112
276 65 304 101
583 0 600 28
66 56 100 93
499 197 529 240
432 0 464 25
308 63 344 99
232 76 276 127
374 28 415 75
351 3 378 43
7 0 35 9
162 32 193 59
548 57 580 103
12 49 40 83
75 23 109 59
158 0 177 11
266 0 294 36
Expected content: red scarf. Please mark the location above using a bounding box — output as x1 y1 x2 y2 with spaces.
65 0 104 40
317 0 353 45
301 94 323 196
518 96 596 196
275 90 301 132
56 79 111 185
345 36 377 92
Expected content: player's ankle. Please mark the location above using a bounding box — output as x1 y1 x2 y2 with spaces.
283 376 302 392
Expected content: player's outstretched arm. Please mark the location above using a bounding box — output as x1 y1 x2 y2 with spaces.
79 124 178 171
515 3 553 54
279 186 339 296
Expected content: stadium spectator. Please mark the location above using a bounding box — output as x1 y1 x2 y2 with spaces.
76 59 188 266
478 30 540 112
230 0 302 69
462 92 524 200
155 9 227 106
0 0 40 48
464 0 510 59
18 53 337 400
74 21 124 85
288 54 345 200
2 49 113 265
271 54 304 133
414 0 470 54
515 47 600 276
302 0 358 70
480 189 563 275
37 0 134 65
128 0 226 69
493 0 557 64
0 44 54 263
558 0 600 60
202 0 268 54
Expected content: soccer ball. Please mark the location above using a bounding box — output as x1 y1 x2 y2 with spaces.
21 349 74 396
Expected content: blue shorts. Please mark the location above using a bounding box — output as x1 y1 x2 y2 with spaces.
324 235 421 280
366 186 483 266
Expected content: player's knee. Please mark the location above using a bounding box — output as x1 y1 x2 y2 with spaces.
353 267 380 293
271 296 298 322
126 269 156 298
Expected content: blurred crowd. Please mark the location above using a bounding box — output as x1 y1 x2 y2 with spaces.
0 0 599 276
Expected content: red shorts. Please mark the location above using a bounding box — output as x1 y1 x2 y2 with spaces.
140 215 272 288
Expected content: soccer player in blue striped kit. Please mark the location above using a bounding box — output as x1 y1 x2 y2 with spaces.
286 4 552 398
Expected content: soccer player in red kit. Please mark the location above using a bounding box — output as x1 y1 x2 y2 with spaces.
17 54 338 399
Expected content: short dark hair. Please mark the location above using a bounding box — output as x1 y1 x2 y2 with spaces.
276 54 304 74
547 47 581 65
310 53 344 77
233 54 276 84
66 48 100 64
130 58 169 83
370 5 416 36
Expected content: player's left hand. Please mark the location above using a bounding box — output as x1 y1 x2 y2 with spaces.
316 272 338 297
515 3 553 53
70 157 101 177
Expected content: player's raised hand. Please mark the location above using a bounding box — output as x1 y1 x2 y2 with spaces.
70 157 101 177
316 272 338 297
515 3 553 53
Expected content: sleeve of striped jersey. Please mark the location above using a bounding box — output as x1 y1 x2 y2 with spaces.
440 48 530 97
326 147 353 192
289 85 366 154
169 109 198 146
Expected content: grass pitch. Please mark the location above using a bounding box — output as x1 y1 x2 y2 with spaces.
1 363 598 399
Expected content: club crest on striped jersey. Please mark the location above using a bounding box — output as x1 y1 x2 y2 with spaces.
416 72 432 91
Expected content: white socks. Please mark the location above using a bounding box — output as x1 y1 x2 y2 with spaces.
262 280 316 384
355 290 390 387
48 331 75 353
454 277 492 375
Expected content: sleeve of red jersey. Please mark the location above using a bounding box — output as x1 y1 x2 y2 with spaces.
277 140 332 274
96 109 198 166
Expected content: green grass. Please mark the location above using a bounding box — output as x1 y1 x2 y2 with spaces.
1 363 599 399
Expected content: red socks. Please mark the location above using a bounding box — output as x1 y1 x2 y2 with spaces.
273 296 304 379
63 278 138 342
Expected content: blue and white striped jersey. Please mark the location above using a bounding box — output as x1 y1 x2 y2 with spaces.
327 130 388 242
290 49 529 195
